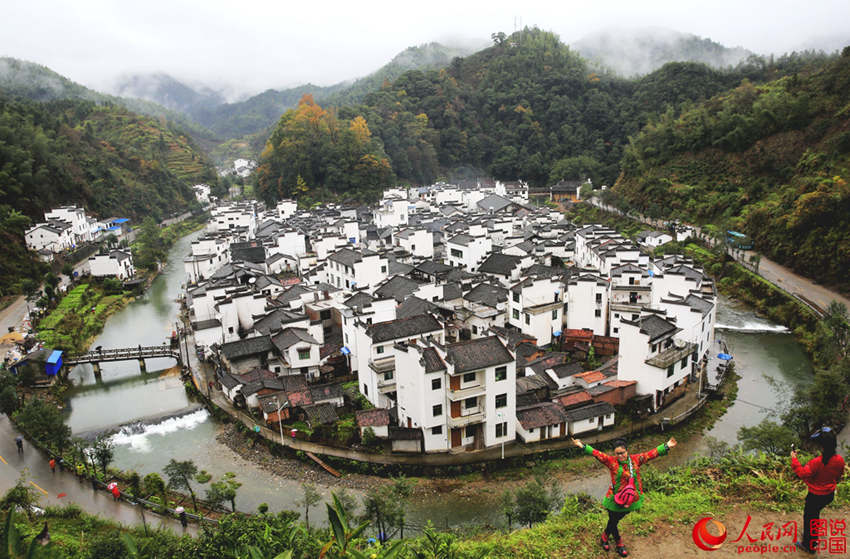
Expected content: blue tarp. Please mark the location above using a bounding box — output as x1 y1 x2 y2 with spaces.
553 331 562 337
340 347 351 355
45 350 63 376
717 353 733 360
112 218 130 224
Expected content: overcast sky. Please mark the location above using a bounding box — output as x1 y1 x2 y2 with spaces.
3 0 849 97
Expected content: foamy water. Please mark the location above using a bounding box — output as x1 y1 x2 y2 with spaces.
715 322 789 333
109 409 210 452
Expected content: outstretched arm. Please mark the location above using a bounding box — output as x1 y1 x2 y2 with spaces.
572 437 613 465
790 450 821 480
635 437 676 465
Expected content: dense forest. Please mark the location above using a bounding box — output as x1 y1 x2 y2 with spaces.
257 28 833 194
615 48 850 292
256 95 394 203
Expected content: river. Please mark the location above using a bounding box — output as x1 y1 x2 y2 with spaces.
61 232 814 530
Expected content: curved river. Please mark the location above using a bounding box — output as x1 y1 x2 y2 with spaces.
63 231 814 530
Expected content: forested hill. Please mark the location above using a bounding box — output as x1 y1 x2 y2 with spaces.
0 92 218 293
615 49 850 293
0 57 219 147
192 42 475 142
256 27 823 198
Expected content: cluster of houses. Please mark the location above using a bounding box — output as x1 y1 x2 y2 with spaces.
187 180 716 455
24 206 131 260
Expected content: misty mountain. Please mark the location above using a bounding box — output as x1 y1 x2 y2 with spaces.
194 42 477 141
111 72 227 118
572 28 753 77
0 57 219 147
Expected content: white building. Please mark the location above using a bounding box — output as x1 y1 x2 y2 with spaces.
45 206 91 244
394 335 516 452
507 276 565 346
566 274 609 335
617 314 695 412
445 233 492 272
193 184 212 205
394 228 434 259
325 248 388 291
276 200 298 220
353 314 444 408
24 222 73 253
88 250 135 280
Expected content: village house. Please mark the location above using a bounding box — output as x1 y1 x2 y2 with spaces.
88 250 135 280
507 276 565 346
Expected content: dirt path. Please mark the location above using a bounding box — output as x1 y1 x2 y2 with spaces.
622 504 850 558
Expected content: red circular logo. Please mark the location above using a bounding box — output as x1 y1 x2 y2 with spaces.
692 517 727 551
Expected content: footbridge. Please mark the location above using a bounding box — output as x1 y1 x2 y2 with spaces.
64 345 182 375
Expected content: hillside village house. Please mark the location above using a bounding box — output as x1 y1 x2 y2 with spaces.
88 250 135 280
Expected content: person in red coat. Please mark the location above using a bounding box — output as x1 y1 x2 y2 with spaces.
791 427 844 554
572 436 676 557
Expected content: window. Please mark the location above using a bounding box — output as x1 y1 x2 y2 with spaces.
431 426 442 435
471 325 477 335
463 397 477 409
496 422 508 438
595 293 602 303
524 313 530 325
594 309 601 317
628 276 635 285
552 309 558 319
512 309 520 320
384 371 393 381
364 384 369 395
431 377 441 390
376 345 384 354
381 265 387 273
666 365 674 378
495 366 507 382
297 348 310 360
632 314 639 321
432 404 442 417
462 372 476 383
495 393 507 408
228 327 234 334
681 356 689 369
613 327 619 334
465 425 476 438
451 248 463 258
512 292 520 303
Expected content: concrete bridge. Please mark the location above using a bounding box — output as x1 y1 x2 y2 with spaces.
64 345 182 376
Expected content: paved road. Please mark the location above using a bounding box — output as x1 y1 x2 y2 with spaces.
586 198 850 313
0 414 194 534
0 296 28 362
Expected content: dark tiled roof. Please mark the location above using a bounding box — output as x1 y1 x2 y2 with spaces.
562 401 615 421
344 291 374 311
446 336 513 373
637 315 679 341
388 260 413 276
415 260 452 276
303 403 339 425
477 194 514 212
310 383 343 403
328 248 362 267
422 347 446 372
397 296 438 319
253 308 307 335
271 328 319 352
192 318 221 331
443 283 462 300
517 402 569 429
685 294 714 315
367 314 443 343
374 275 424 303
478 253 523 276
220 336 274 360
447 233 474 246
550 362 584 379
464 282 507 307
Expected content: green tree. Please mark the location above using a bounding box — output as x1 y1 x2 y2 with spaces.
511 477 562 528
0 386 18 416
361 476 413 540
737 419 797 455
0 475 40 519
206 472 241 512
14 399 70 454
164 459 199 512
91 436 114 477
142 472 165 500
298 483 321 530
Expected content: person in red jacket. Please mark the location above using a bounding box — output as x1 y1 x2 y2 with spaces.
791 427 845 554
572 436 677 557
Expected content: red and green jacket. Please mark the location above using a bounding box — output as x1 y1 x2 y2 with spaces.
584 443 668 512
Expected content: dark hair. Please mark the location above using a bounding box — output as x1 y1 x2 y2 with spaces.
816 430 837 463
613 439 627 450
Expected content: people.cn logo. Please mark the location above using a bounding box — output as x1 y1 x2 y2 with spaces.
692 517 727 551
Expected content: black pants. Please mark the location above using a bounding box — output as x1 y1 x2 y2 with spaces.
801 491 834 550
605 510 630 541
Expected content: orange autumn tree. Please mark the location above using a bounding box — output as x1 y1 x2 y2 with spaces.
257 95 394 204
